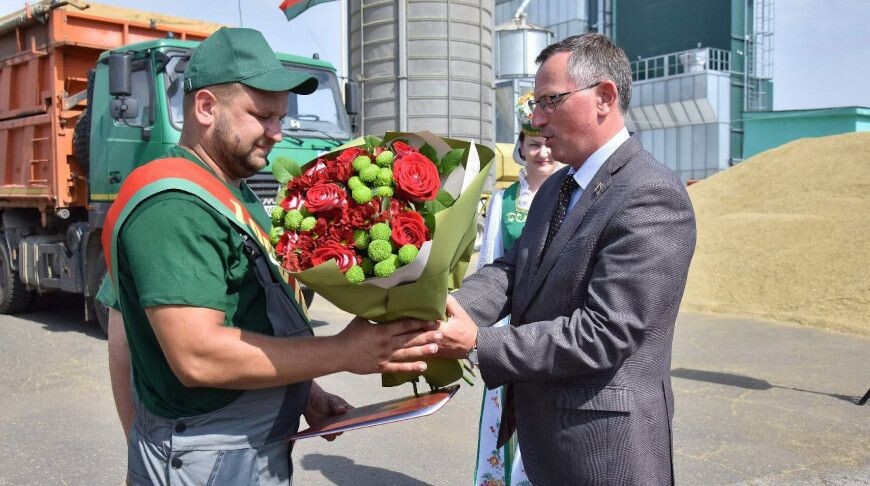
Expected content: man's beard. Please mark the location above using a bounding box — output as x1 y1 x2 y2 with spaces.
213 116 270 179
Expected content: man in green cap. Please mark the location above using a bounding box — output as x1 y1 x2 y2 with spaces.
104 27 440 485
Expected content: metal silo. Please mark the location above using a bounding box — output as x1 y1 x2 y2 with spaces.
493 2 553 142
348 0 495 145
494 15 552 79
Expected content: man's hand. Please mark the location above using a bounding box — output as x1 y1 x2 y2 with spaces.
335 316 441 375
304 382 351 441
431 295 479 359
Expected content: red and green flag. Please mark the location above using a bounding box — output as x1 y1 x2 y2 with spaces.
279 0 335 21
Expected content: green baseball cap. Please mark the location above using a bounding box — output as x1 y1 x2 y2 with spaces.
184 27 318 95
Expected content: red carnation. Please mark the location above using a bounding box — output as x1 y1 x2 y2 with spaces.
393 152 440 202
310 242 358 272
304 183 347 213
391 210 430 248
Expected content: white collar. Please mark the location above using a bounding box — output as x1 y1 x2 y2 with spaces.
568 127 629 189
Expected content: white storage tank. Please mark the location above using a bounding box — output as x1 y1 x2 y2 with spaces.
494 17 552 79
348 0 495 145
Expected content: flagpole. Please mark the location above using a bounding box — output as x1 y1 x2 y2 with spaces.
339 0 347 82
237 0 244 27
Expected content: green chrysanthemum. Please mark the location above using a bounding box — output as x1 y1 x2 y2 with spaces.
299 216 317 232
373 258 397 278
348 176 364 190
345 265 365 284
284 209 303 230
353 229 371 249
376 167 393 187
372 186 394 197
367 239 393 262
397 244 419 265
369 222 391 241
359 164 379 183
271 206 286 227
351 186 373 204
352 155 372 172
375 150 394 167
269 227 284 247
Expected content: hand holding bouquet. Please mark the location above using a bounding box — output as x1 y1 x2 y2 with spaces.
269 131 493 388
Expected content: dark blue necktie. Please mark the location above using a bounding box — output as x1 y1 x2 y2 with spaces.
543 174 579 252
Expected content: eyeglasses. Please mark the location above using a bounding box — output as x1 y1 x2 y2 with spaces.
527 82 602 113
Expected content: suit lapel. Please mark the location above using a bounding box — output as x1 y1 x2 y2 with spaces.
514 134 643 320
512 167 566 297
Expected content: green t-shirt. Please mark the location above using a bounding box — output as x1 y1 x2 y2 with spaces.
96 272 119 310
113 146 274 418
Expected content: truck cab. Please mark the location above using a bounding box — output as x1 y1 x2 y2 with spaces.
89 40 353 213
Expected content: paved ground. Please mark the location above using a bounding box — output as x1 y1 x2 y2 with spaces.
0 295 867 485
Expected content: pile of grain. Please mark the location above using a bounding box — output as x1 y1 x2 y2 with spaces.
682 132 870 336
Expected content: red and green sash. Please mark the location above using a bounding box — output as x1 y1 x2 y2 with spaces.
101 157 306 317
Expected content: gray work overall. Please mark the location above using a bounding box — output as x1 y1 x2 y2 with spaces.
127 236 313 485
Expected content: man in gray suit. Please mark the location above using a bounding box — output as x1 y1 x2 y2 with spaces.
432 34 696 484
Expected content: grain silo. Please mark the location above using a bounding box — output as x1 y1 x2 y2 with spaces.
348 0 495 145
493 1 553 142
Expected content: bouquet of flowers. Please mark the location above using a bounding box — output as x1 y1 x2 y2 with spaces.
268 131 494 388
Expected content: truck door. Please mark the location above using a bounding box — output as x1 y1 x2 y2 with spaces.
90 56 165 201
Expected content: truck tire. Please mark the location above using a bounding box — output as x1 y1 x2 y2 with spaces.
73 70 96 174
0 242 32 314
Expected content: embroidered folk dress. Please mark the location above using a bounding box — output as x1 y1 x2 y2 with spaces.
473 170 533 486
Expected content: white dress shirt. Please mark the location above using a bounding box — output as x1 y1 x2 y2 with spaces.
566 127 630 211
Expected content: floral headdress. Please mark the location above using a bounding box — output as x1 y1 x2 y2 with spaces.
516 91 540 137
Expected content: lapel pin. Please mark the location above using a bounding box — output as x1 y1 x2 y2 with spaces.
594 182 605 196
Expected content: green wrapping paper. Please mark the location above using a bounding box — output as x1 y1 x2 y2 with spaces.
284 131 494 387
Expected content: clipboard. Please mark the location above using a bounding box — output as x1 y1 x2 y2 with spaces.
290 384 460 440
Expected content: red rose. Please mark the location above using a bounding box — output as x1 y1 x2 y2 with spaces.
304 183 346 213
310 242 357 272
393 152 440 202
336 147 366 164
391 210 430 248
280 191 304 211
391 140 417 157
304 159 327 178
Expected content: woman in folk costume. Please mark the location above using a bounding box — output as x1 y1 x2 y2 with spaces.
473 92 563 486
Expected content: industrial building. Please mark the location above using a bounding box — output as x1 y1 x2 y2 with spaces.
494 0 777 181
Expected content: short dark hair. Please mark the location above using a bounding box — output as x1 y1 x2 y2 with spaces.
535 34 632 113
181 83 243 118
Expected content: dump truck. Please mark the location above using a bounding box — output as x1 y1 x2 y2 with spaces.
0 1 356 333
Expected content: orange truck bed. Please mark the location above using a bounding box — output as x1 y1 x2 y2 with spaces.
0 1 218 216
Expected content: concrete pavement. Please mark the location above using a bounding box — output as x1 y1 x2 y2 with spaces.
0 296 867 485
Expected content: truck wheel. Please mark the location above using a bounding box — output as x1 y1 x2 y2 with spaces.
0 242 32 314
73 69 95 174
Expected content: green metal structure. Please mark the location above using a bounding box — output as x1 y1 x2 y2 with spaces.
743 106 870 158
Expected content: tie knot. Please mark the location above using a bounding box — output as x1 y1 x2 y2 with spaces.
560 174 579 195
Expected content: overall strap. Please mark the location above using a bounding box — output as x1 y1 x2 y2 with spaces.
101 157 309 326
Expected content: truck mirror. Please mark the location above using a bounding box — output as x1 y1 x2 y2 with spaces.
344 81 360 115
174 57 189 73
110 97 140 120
108 52 133 97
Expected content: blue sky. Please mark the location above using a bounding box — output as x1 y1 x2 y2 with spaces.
0 0 866 110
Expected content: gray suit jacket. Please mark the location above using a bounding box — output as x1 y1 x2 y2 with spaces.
455 134 696 485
